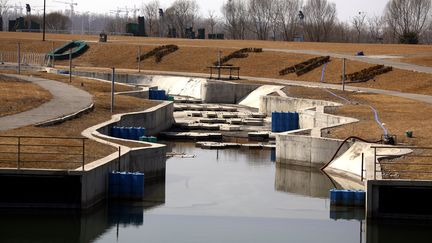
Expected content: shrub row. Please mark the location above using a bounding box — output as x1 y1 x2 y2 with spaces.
213 48 263 66
345 65 393 82
137 45 179 63
279 56 331 76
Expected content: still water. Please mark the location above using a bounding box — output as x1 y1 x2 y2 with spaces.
0 142 431 243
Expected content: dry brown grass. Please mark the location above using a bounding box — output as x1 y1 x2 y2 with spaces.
1 33 432 95
0 71 159 170
0 75 52 117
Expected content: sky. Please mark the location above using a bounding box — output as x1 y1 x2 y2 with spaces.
10 0 389 22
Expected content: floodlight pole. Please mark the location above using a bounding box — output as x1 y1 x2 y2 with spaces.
43 0 46 41
218 50 221 80
52 41 55 67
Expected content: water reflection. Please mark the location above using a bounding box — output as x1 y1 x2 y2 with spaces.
275 164 337 198
0 180 166 243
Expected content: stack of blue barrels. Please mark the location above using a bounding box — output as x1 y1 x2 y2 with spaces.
149 89 168 101
271 112 300 132
139 136 158 143
111 126 146 140
330 189 366 207
109 172 145 200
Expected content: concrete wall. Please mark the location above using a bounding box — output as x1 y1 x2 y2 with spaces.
367 180 432 220
276 134 352 167
259 96 341 116
80 101 174 209
201 80 259 104
97 101 174 136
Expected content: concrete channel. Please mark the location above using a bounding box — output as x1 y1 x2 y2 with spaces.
0 67 427 220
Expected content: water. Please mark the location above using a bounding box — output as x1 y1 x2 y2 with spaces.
0 142 431 243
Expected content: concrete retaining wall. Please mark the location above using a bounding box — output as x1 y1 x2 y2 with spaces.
97 101 174 136
259 96 341 116
201 80 259 104
276 134 351 167
80 101 174 209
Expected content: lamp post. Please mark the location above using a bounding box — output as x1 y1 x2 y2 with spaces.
43 0 46 41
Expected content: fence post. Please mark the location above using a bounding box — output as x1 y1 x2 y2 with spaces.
111 67 115 113
52 41 55 68
69 48 72 83
82 139 85 171
17 137 21 170
373 147 377 180
342 58 346 91
138 46 141 72
118 146 121 171
361 153 364 181
17 43 21 74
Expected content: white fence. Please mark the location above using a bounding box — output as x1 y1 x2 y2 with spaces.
0 51 48 66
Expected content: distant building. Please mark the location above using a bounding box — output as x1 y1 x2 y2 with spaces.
125 16 146 37
8 17 40 32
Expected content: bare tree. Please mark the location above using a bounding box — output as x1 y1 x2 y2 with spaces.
248 0 274 40
0 0 9 31
207 10 218 34
351 12 367 43
303 0 337 42
385 0 431 42
142 0 160 37
367 15 384 43
222 0 248 39
165 0 199 38
46 12 71 31
278 0 302 41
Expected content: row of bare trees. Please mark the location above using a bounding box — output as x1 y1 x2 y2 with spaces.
1 0 431 44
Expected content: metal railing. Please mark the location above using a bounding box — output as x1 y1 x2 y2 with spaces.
0 136 87 171
372 145 432 180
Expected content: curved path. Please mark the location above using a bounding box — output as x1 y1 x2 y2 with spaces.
0 74 93 131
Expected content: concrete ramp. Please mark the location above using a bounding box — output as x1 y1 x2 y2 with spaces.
239 85 285 108
325 142 412 183
148 76 205 99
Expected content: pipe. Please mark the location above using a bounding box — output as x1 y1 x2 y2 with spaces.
320 136 382 171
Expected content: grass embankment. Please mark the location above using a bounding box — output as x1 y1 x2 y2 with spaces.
1 34 432 95
282 86 432 179
0 75 52 117
0 71 158 170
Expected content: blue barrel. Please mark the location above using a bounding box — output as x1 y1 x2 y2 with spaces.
277 112 283 132
137 127 145 139
119 172 133 198
112 126 121 138
330 189 342 206
270 148 276 162
149 90 155 100
279 112 286 132
293 112 300 130
160 90 166 100
109 172 120 198
341 190 355 206
271 112 278 132
131 173 145 199
354 190 366 207
130 127 139 140
118 127 127 139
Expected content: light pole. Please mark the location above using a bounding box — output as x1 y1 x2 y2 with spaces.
43 0 46 41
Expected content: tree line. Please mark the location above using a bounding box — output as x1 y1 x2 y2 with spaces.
1 0 431 44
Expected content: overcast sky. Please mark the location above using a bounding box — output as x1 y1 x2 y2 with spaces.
15 0 389 22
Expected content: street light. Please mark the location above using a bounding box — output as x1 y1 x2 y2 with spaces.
43 0 46 41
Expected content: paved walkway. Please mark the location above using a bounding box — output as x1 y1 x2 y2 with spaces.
0 74 93 131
